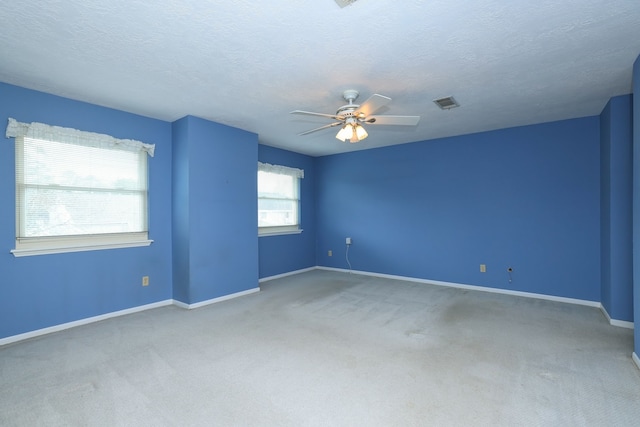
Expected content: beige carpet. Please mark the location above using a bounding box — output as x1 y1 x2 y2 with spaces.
1 269 638 426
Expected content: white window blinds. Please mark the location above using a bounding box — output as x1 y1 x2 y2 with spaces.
6 118 155 256
258 162 304 235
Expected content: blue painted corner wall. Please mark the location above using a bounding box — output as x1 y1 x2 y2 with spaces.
600 95 633 322
0 82 262 340
258 145 316 278
0 83 173 338
1 65 638 357
633 54 640 357
172 116 259 303
315 117 602 302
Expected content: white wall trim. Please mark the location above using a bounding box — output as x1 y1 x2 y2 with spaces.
259 267 316 283
2 286 263 346
633 352 640 371
317 266 604 308
11 239 153 257
318 266 636 328
0 299 173 347
600 305 635 329
173 287 260 310
3 266 634 347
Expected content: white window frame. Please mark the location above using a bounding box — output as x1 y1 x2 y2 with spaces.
258 162 304 237
6 118 155 257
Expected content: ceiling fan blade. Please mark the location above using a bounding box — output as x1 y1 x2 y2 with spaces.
365 115 421 126
355 94 391 117
298 122 343 136
290 110 340 120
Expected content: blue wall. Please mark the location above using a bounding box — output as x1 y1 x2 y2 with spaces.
316 117 601 302
172 116 258 303
171 117 191 303
600 95 633 322
601 104 612 313
0 78 636 355
633 54 640 357
258 145 316 278
0 83 173 339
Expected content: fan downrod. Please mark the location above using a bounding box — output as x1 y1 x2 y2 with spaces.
337 89 361 117
342 89 359 103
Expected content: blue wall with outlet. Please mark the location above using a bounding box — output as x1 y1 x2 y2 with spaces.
315 117 602 303
0 82 173 339
258 144 316 279
1 68 638 352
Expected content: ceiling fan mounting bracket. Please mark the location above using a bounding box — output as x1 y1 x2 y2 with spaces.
342 89 359 103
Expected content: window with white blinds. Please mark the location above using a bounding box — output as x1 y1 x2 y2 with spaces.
7 118 154 256
258 162 303 236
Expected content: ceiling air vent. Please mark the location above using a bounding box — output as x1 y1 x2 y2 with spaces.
433 96 459 110
335 0 359 7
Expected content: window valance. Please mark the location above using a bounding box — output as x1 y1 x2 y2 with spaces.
5 118 155 157
258 161 304 178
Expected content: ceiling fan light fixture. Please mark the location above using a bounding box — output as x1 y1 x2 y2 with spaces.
355 124 368 140
336 125 352 142
336 123 368 143
293 89 420 142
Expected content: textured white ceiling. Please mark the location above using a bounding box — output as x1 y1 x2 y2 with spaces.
1 0 639 156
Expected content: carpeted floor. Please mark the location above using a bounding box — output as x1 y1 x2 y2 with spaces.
1 269 638 426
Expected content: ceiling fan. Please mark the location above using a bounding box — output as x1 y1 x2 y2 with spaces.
290 89 421 143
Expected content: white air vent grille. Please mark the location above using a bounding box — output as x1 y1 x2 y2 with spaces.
433 96 459 110
335 0 359 8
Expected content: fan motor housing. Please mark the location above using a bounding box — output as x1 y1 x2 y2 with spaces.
336 106 358 117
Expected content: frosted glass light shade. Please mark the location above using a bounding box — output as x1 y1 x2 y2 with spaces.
336 123 368 143
336 125 353 142
355 124 368 140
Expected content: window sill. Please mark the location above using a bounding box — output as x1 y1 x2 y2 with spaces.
258 229 303 237
11 239 153 257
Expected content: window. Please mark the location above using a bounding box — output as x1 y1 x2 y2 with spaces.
6 118 155 256
258 162 304 236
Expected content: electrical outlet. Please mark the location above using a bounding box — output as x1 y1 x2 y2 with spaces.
346 237 352 245
142 276 149 286
480 264 486 273
328 250 332 257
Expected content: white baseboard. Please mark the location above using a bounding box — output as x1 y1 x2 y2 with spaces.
317 266 602 307
0 299 173 347
259 267 316 283
633 352 640 371
317 266 636 328
600 305 635 329
173 287 260 310
1 285 263 346
610 319 633 329
2 267 634 347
